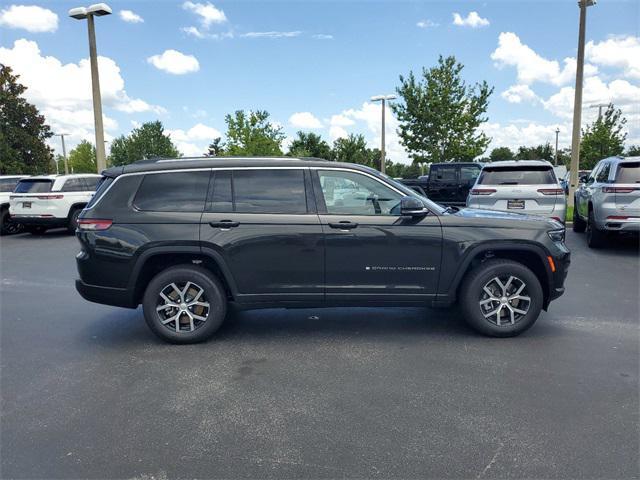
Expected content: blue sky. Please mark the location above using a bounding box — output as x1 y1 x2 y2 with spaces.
1 0 638 162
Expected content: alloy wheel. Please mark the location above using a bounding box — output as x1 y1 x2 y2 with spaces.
479 275 531 326
156 281 210 333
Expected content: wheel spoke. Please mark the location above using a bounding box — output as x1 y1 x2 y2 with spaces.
159 292 176 305
483 286 496 298
494 277 507 295
188 301 210 309
504 276 514 293
191 313 207 322
181 282 193 300
186 312 195 332
161 313 178 325
175 313 181 332
170 283 182 301
512 307 528 315
156 303 177 312
508 306 515 324
510 295 530 303
190 287 204 303
480 298 496 306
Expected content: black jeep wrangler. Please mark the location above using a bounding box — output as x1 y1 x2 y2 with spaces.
75 157 570 343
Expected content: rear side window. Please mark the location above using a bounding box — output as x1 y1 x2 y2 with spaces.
208 171 233 212
61 178 86 192
460 166 481 182
596 163 611 182
0 178 20 192
430 166 456 182
233 170 307 214
83 176 100 191
478 166 556 185
615 162 640 183
14 179 53 193
85 177 114 209
134 171 209 212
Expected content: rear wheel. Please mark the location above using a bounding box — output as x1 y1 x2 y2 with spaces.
572 202 586 233
459 259 543 337
68 208 81 233
0 209 23 235
586 209 606 248
142 265 227 344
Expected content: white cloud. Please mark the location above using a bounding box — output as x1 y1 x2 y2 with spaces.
0 5 58 32
481 121 569 153
329 126 349 140
289 112 323 129
0 39 164 150
501 84 540 104
119 10 143 23
452 11 489 28
167 123 222 157
586 35 640 80
492 32 599 86
313 34 333 40
182 1 227 27
147 50 200 75
416 19 438 28
181 25 233 40
241 31 301 39
330 114 355 127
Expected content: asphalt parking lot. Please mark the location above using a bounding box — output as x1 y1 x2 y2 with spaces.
1 229 638 479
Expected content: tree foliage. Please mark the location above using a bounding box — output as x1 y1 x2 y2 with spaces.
580 104 627 170
109 121 180 166
515 143 554 162
224 110 284 156
625 145 640 157
489 146 515 162
67 140 97 173
392 55 493 164
0 65 53 174
207 137 224 156
287 131 331 159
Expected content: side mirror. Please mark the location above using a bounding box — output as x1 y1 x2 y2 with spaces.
579 175 589 183
400 196 428 217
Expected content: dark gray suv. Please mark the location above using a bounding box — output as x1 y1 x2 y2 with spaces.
75 157 570 343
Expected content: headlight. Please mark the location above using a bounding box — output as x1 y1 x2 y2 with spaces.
548 229 565 243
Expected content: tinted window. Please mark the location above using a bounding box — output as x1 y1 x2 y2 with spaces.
83 176 100 191
596 163 611 182
61 178 85 192
14 179 53 193
318 170 403 215
478 166 556 185
207 171 233 212
0 178 20 192
615 162 640 183
134 171 209 212
233 170 307 214
85 177 114 209
460 166 481 182
430 166 456 182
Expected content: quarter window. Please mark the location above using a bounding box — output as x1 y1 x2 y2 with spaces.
208 171 233 212
596 163 611 183
318 170 403 215
83 176 100 191
134 171 209 212
61 178 86 192
233 170 307 214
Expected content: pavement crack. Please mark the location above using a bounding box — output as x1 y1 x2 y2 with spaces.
476 441 504 479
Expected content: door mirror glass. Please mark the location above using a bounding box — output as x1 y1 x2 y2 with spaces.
579 175 589 184
400 196 427 217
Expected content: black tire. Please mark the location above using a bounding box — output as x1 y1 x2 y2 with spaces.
586 209 606 248
572 203 586 233
27 226 47 235
459 259 543 337
68 208 81 234
1 209 23 235
142 265 227 344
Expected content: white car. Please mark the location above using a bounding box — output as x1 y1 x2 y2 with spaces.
0 175 28 235
9 174 102 234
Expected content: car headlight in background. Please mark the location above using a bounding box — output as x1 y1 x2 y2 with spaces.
548 229 565 243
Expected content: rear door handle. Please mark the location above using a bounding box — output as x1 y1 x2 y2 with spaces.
328 221 358 230
209 220 239 229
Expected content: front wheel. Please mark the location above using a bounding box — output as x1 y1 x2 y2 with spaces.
459 259 543 337
142 265 227 344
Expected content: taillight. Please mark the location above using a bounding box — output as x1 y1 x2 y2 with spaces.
77 219 112 231
470 188 496 195
607 215 639 220
603 187 637 193
36 195 64 200
537 188 564 195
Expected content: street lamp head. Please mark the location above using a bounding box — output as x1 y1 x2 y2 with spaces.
370 94 397 102
579 0 596 7
69 3 111 19
69 7 88 19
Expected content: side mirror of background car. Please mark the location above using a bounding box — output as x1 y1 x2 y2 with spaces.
579 175 589 183
400 196 428 217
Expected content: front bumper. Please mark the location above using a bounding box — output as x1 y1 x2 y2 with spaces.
549 249 570 303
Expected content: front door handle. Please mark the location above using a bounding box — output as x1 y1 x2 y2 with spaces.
209 220 239 229
328 221 358 230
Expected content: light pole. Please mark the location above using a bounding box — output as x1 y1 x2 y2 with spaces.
54 133 70 174
370 94 396 175
568 0 596 208
69 3 111 173
555 128 560 166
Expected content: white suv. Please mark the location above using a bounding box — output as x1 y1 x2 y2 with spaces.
9 174 102 234
1 175 28 235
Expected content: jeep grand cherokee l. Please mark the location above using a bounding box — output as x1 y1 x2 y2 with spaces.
75 157 570 343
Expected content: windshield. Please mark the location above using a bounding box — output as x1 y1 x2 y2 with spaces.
14 179 53 193
478 166 556 185
615 162 640 183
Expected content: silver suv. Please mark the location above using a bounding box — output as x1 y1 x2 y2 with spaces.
467 160 566 223
573 156 640 248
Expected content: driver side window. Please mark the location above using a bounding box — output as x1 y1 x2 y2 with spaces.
317 170 403 216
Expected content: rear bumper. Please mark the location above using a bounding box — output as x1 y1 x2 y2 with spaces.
75 279 137 309
601 219 640 232
10 215 67 227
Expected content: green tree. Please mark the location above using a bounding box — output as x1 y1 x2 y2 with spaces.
224 110 285 156
109 121 180 166
207 137 225 156
287 131 332 159
331 134 372 166
625 145 640 156
0 65 53 174
515 143 554 162
67 140 97 173
393 55 493 164
580 104 627 170
489 146 515 162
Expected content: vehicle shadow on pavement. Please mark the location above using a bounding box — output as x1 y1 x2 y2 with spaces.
569 234 640 254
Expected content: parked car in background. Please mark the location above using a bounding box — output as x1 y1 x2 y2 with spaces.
75 157 569 343
0 175 27 235
573 156 640 248
560 169 591 194
9 174 102 234
401 163 481 206
467 160 566 223
398 176 429 196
